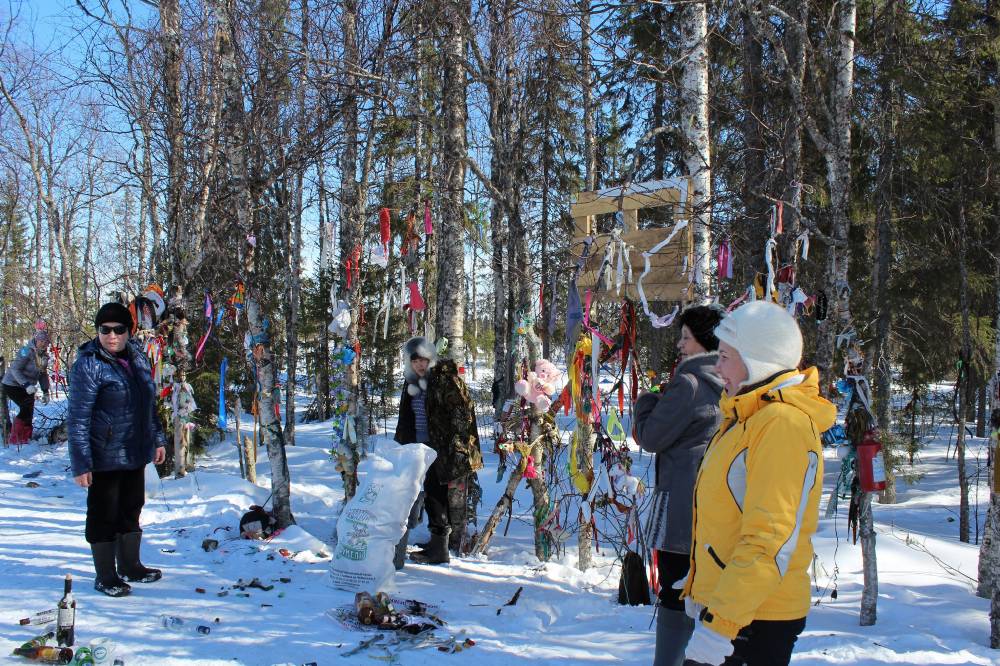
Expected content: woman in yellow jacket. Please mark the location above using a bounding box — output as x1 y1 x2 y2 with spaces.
682 301 836 666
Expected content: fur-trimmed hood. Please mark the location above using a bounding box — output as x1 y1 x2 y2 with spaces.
402 336 437 395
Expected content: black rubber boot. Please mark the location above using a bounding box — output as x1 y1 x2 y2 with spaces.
393 530 409 571
117 531 162 583
92 541 131 597
410 529 450 565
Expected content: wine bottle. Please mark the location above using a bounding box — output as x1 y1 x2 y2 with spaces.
11 646 73 664
18 609 57 626
56 575 75 647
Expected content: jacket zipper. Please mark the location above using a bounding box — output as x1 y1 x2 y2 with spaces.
705 544 727 569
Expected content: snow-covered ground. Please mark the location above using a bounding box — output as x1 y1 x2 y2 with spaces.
0 390 995 665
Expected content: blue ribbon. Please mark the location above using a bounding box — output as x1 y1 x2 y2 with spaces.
219 357 228 429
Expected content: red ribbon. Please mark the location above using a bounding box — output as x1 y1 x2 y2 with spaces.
423 200 433 236
345 245 362 289
407 282 425 311
379 207 392 247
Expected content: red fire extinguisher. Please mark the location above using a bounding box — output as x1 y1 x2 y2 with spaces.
856 429 887 493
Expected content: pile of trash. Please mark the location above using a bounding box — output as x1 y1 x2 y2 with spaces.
326 591 475 659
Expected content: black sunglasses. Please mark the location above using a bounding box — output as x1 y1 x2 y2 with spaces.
99 324 128 336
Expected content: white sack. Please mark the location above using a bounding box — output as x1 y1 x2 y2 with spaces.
330 438 436 591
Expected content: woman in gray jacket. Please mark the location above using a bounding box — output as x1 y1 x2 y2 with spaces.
634 304 725 666
2 325 50 445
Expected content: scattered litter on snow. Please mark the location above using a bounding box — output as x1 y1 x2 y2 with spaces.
0 387 994 664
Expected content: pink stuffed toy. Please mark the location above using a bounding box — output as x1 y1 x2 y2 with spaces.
533 359 563 390
514 359 563 411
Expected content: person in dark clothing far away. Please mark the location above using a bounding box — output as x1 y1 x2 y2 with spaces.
2 322 51 445
633 304 725 666
394 336 482 566
68 302 167 597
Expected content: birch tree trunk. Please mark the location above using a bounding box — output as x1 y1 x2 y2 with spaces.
978 269 1000 648
140 121 160 279
414 14 437 332
491 198 508 415
83 160 96 308
976 74 1000 618
814 0 856 380
161 0 191 479
435 0 468 362
283 3 310 447
284 185 302 446
337 0 366 500
679 0 712 294
317 155 331 420
246 299 295 527
858 490 878 626
169 291 192 478
540 120 551 361
577 0 595 572
159 0 186 286
216 0 293 525
471 244 478 376
485 0 514 408
755 0 872 624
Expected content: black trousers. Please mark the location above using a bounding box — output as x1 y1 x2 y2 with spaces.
656 549 690 611
685 616 806 666
423 466 450 535
2 383 34 427
86 468 146 544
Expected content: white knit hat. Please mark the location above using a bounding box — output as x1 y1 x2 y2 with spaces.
714 301 802 388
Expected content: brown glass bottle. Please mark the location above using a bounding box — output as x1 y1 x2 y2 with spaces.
56 574 75 647
11 646 73 664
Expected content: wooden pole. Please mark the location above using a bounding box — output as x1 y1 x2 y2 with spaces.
243 436 257 485
234 396 245 480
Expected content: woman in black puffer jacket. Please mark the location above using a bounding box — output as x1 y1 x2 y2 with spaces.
68 302 167 597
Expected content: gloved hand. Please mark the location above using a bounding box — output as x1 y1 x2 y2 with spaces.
26 385 37 396
671 577 704 621
40 392 50 405
685 621 734 666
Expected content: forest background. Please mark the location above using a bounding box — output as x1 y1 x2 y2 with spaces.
1 0 999 645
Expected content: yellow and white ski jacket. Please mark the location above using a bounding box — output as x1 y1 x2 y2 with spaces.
682 367 836 639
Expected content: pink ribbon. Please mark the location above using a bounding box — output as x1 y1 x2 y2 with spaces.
717 238 733 280
423 200 433 236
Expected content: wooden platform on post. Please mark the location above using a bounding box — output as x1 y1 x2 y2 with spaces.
571 178 693 303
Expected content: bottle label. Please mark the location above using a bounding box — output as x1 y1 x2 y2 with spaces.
58 606 74 627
